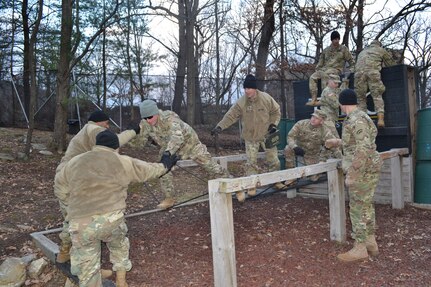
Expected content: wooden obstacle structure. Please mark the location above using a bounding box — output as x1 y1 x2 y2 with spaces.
208 148 409 287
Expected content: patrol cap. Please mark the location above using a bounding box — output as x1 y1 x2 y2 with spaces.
139 100 160 119
311 109 327 120
339 89 358 105
96 130 119 149
328 74 341 83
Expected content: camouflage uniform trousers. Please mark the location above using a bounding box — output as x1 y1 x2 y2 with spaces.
284 147 321 169
346 158 382 243
354 70 386 114
160 141 229 197
69 211 132 287
320 120 342 161
54 164 72 248
245 141 280 176
309 68 339 99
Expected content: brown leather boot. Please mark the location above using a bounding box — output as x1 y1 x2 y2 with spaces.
236 191 246 202
157 198 175 210
365 235 379 256
116 270 128 287
101 269 113 279
337 242 368 262
56 243 71 263
377 113 385 128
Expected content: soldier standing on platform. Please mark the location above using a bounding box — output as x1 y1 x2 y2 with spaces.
138 99 230 209
354 39 396 128
325 89 382 262
307 31 355 106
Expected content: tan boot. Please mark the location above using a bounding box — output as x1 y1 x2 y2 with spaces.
309 174 320 182
377 113 385 128
56 243 71 263
305 99 319 106
157 198 175 210
116 270 128 287
273 182 287 190
284 179 296 187
337 242 368 262
247 188 257 197
365 235 379 256
236 191 246 202
101 269 113 279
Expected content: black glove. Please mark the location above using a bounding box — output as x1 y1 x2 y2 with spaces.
160 151 179 171
127 122 141 135
268 123 277 134
211 126 222 136
293 146 305 156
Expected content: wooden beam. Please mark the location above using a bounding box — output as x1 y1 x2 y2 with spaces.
391 155 404 209
327 167 346 242
379 148 409 160
217 161 340 193
208 180 237 287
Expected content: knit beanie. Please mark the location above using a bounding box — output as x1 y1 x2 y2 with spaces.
330 31 340 41
339 89 358 105
243 74 257 89
139 100 160 119
88 110 109 122
96 130 119 149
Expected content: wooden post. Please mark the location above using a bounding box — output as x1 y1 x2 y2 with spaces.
327 167 346 242
219 158 228 170
208 180 237 287
391 155 404 209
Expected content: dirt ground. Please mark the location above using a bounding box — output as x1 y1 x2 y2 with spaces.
1 127 430 286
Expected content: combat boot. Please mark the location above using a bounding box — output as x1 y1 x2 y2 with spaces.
284 179 296 187
247 188 257 197
236 191 246 202
365 235 379 256
157 198 175 210
116 270 128 287
377 113 385 128
337 242 368 262
101 269 113 279
273 182 287 190
56 242 71 263
305 99 320 106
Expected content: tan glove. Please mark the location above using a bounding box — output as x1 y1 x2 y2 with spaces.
325 139 342 149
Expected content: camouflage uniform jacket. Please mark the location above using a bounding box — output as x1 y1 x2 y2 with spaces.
316 44 355 73
138 110 200 156
57 121 136 171
320 86 341 123
58 146 167 220
287 119 338 154
356 42 395 72
217 90 281 142
341 108 380 175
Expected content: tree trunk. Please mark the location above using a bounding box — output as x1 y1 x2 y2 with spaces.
52 0 73 152
356 0 364 54
255 0 275 90
279 0 287 118
173 0 187 116
21 0 31 114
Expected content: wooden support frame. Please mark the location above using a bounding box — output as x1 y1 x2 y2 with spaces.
209 148 409 286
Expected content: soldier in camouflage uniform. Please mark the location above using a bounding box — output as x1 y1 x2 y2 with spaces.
54 110 138 264
325 89 382 262
56 130 177 287
284 110 341 184
138 100 230 209
308 31 355 106
354 39 396 128
212 74 282 202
